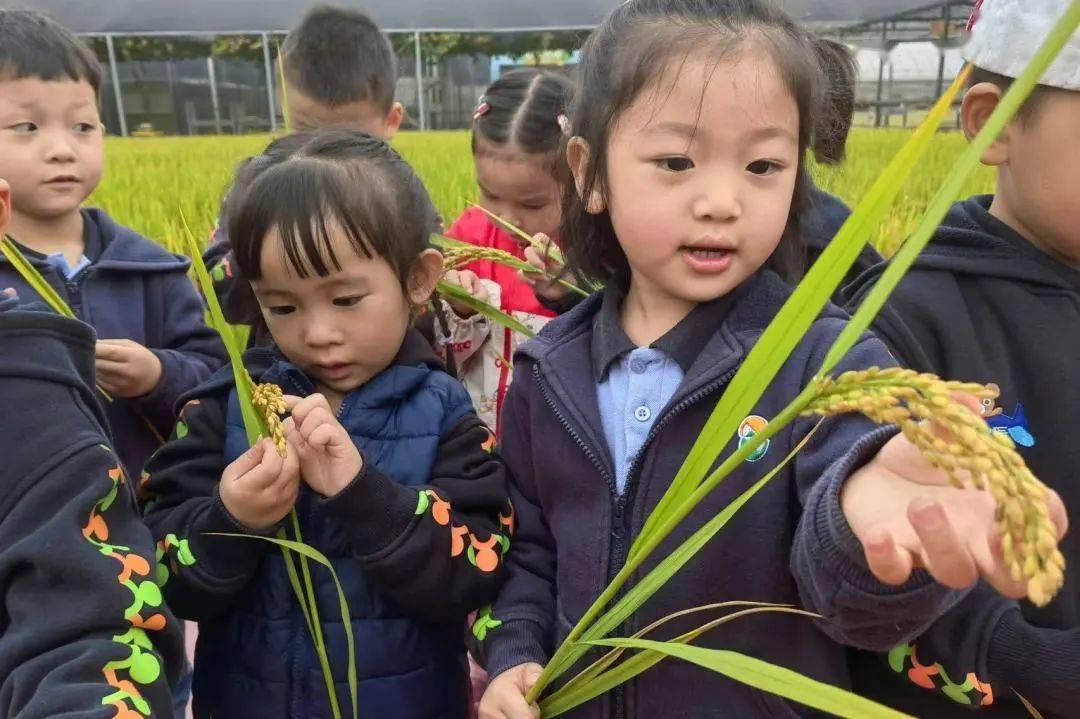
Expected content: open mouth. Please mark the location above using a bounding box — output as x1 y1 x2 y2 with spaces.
681 244 735 273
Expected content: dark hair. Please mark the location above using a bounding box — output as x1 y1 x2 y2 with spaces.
967 66 1054 124
0 10 103 98
472 68 575 166
561 0 822 285
228 129 439 290
282 4 397 112
812 38 856 164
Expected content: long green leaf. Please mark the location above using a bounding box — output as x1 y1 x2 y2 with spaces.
538 413 817 686
583 639 913 719
179 209 264 445
470 204 567 266
2 235 116 402
635 65 971 554
544 605 817 716
211 533 358 719
819 1 1080 375
437 279 537 337
0 236 76 317
1015 691 1045 719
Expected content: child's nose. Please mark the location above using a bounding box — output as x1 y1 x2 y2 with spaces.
302 313 343 347
43 131 78 163
692 178 741 223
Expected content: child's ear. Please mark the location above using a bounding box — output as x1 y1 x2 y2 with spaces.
407 249 444 307
567 137 605 215
383 102 405 140
962 82 1010 166
0 179 10 235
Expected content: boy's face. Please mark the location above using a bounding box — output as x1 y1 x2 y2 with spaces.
976 86 1080 265
285 83 404 140
0 77 104 222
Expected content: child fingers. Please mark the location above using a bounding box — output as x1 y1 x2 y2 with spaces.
908 498 978 589
222 439 268 482
284 393 333 423
863 527 914 586
306 422 340 450
95 342 128 361
298 405 336 440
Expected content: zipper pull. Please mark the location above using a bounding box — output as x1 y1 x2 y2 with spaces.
612 503 625 538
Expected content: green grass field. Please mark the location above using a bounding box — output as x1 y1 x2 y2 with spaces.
89 129 995 258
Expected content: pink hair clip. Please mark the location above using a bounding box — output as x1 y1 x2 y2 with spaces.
472 100 491 121
556 113 572 136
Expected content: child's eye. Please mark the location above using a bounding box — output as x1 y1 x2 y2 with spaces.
268 305 296 316
657 157 695 173
9 122 37 134
74 122 97 134
747 159 783 176
333 295 364 307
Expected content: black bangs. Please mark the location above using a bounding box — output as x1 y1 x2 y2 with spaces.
0 10 103 97
226 129 438 287
231 158 390 280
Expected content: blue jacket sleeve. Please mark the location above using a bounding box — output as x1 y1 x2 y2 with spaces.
133 270 227 431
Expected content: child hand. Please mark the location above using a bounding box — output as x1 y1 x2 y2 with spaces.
283 393 363 497
842 396 1068 598
444 269 491 318
479 663 542 719
520 233 567 303
95 338 163 397
219 437 301 531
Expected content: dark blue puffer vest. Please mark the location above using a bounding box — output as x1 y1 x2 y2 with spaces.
192 349 474 719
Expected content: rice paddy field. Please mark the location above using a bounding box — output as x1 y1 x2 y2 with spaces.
89 129 996 258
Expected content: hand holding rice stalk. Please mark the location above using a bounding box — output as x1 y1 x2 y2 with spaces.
528 5 1079 716
806 368 1065 606
179 210 358 719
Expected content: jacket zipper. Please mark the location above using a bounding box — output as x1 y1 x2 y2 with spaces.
533 362 739 719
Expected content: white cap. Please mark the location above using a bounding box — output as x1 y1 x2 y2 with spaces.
963 0 1080 91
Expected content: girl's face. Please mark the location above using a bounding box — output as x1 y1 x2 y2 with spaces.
585 44 799 314
250 223 441 403
474 140 562 242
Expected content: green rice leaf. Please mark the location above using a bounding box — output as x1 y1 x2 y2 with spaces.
819 1 1080 376
437 279 537 337
547 602 811 714
178 209 264 446
2 235 115 402
537 415 817 687
1015 691 1044 719
581 639 913 719
277 42 291 133
469 204 565 264
0 236 76 318
210 533 358 719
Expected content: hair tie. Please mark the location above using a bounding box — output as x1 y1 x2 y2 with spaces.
556 113 572 136
472 98 491 121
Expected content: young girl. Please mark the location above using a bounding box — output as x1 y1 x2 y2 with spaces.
478 2 1064 718
142 129 512 719
437 68 576 434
